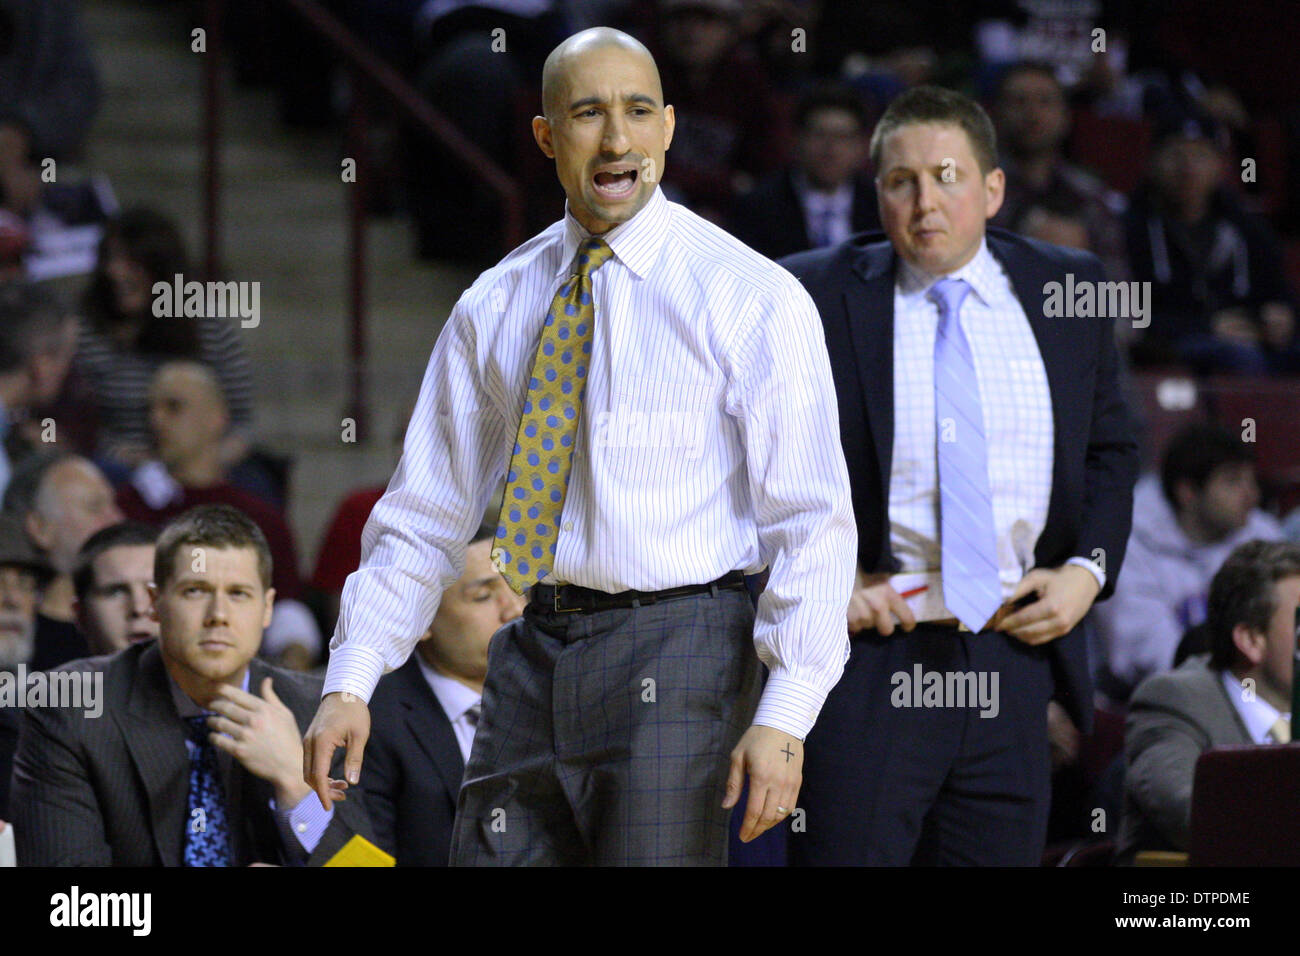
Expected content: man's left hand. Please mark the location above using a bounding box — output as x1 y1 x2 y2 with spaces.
999 564 1100 645
209 677 345 808
722 725 802 843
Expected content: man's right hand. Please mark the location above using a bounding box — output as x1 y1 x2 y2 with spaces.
847 569 916 636
302 691 371 811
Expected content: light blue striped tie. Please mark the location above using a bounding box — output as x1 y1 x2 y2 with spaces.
931 278 1002 632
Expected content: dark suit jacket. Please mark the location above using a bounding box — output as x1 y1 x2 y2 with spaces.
781 227 1140 730
729 169 880 262
362 657 464 867
1118 655 1254 862
10 642 374 866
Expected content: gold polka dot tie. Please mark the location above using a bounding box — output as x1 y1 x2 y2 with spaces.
492 237 614 594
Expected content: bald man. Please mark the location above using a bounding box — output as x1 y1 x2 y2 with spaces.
2 451 120 668
306 28 855 866
115 361 321 667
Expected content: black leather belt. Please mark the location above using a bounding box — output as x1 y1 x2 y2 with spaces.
529 570 747 614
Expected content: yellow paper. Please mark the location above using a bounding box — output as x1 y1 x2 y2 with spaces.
323 834 396 867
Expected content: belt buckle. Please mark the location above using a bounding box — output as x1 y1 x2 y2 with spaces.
552 585 583 614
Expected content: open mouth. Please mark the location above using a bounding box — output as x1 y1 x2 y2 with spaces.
592 168 639 200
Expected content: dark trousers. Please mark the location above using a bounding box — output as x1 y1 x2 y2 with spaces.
450 587 761 865
791 623 1053 866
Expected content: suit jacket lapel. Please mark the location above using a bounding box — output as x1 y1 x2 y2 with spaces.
118 644 188 867
847 243 898 563
397 660 466 803
235 658 283 864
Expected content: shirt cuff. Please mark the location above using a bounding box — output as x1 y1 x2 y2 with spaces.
751 672 829 742
1066 556 1107 593
271 790 335 860
321 643 389 703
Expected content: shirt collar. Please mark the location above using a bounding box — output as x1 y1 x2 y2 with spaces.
896 235 1001 310
794 172 853 213
558 184 670 281
1221 669 1287 744
169 665 251 718
417 655 482 723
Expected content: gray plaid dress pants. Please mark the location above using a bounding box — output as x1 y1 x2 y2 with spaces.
449 585 761 865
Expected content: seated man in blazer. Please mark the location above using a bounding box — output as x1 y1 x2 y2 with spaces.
729 85 879 261
1119 539 1300 863
11 503 374 865
363 521 524 866
781 85 1139 865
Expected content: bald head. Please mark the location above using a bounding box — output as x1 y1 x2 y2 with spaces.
153 360 226 414
533 28 675 236
541 28 661 121
150 360 230 472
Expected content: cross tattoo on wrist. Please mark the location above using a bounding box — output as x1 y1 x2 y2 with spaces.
781 743 795 763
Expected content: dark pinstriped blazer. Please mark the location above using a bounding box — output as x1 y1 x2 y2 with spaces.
10 641 375 866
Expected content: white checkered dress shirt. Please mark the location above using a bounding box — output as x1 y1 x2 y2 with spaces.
890 238 1061 613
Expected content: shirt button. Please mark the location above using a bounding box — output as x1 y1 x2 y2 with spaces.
296 822 307 833
563 522 573 532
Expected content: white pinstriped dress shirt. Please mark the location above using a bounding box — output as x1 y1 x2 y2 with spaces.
324 185 857 740
889 237 1104 615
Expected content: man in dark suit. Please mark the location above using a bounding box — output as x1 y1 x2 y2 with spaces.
1119 539 1300 863
0 512 52 821
782 86 1139 865
11 503 374 865
363 522 524 866
729 85 879 261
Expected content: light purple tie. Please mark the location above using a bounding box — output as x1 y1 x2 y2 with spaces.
931 278 1002 632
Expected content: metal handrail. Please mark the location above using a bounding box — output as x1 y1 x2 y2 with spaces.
203 0 525 432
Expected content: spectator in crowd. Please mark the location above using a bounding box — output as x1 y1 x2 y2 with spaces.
0 512 52 820
1093 423 1282 707
0 0 100 216
1118 539 1300 863
363 521 524 865
3 451 121 669
116 361 320 670
650 0 779 221
407 1 567 262
0 281 80 497
309 401 412 635
1016 196 1093 252
728 85 879 261
76 207 256 482
11 504 376 865
1124 114 1298 373
71 520 158 656
782 85 1139 866
990 61 1129 281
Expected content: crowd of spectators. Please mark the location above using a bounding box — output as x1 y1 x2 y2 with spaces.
1 0 1299 866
